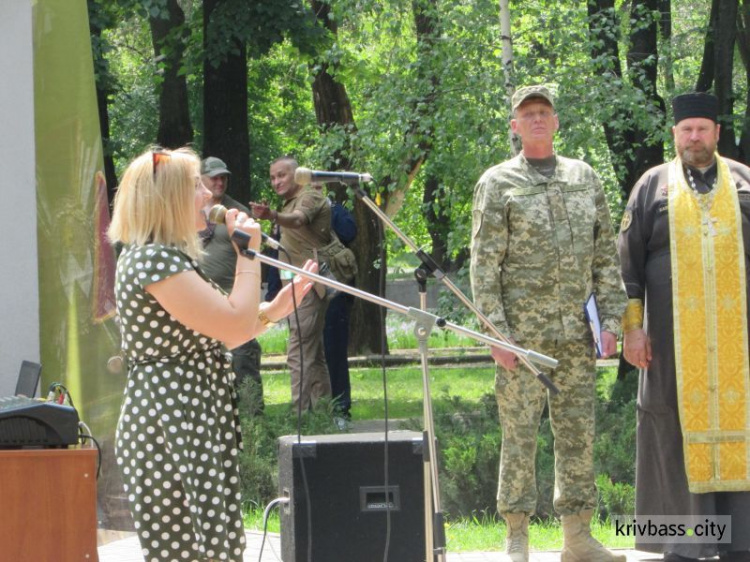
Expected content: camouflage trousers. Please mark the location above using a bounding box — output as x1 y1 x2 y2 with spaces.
495 338 597 516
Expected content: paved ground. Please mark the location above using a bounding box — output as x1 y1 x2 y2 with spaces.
97 530 662 561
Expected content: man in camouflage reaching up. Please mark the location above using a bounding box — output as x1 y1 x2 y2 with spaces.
470 85 627 562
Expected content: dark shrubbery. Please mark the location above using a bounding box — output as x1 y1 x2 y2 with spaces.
409 392 502 516
594 369 638 518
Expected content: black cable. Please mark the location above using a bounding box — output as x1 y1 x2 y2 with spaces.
47 384 95 477
78 433 103 479
257 496 289 562
264 246 305 440
300 455 312 562
377 218 392 562
242 243 313 560
285 252 313 562
272 246 312 562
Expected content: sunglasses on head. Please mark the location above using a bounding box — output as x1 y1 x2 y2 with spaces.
152 148 170 179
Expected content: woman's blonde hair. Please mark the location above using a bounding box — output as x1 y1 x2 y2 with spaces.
108 146 203 259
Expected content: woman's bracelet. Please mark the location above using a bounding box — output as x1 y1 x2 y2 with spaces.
258 307 276 327
236 270 260 277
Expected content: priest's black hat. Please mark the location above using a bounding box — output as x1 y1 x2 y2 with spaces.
672 92 718 124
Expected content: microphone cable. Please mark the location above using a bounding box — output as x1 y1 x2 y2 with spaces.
279 246 314 562
376 218 393 562
77 420 103 480
247 226 314 562
257 496 289 562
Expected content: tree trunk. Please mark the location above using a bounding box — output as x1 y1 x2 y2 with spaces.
148 0 193 149
87 0 119 203
423 175 449 269
383 0 439 219
586 0 664 206
309 0 386 355
737 0 750 162
203 0 252 202
588 0 664 381
587 0 636 200
407 0 454 271
696 0 720 92
714 0 740 159
658 0 674 93
499 0 519 154
626 0 665 179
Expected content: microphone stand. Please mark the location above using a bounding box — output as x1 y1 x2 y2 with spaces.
237 248 557 562
414 269 443 562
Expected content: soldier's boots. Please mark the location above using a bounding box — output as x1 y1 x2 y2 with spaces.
561 509 626 562
501 512 529 562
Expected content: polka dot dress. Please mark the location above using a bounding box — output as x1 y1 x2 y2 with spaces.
114 243 246 562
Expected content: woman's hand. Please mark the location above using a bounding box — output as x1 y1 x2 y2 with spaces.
224 208 261 253
261 260 319 322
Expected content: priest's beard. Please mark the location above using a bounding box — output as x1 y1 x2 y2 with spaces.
679 142 715 168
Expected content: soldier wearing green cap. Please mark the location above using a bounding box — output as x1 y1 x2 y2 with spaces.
470 85 627 561
200 156 264 413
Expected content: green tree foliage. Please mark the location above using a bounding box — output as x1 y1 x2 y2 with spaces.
97 0 742 284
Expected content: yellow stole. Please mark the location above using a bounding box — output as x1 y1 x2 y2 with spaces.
668 155 750 492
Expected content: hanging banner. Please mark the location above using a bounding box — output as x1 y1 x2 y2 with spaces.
34 0 130 529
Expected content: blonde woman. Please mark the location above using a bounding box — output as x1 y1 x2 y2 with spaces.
108 147 316 562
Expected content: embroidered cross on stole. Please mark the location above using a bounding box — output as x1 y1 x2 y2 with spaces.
668 155 750 493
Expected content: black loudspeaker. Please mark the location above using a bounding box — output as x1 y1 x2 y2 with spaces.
278 431 426 562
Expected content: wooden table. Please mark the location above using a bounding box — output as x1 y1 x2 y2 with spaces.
0 447 99 562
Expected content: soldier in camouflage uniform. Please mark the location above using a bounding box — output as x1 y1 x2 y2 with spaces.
470 85 627 562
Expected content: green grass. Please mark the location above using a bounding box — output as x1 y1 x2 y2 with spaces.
256 323 289 355
244 509 280 533
446 514 634 551
243 509 635 552
596 364 619 401
256 313 478 355
261 364 496 419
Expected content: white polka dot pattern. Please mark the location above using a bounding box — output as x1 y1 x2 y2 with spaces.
114 244 245 561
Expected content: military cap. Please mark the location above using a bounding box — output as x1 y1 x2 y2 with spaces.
512 85 555 114
672 92 718 124
201 156 232 177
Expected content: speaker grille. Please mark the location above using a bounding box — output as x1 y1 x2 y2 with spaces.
278 431 426 562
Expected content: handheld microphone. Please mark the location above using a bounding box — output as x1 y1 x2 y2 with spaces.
294 167 373 186
208 204 283 250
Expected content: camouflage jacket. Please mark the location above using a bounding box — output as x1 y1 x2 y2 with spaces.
470 154 626 342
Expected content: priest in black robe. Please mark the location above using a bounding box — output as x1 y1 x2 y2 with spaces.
619 92 750 562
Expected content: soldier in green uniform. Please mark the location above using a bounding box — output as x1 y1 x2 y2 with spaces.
251 156 333 410
470 85 627 562
199 157 264 413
